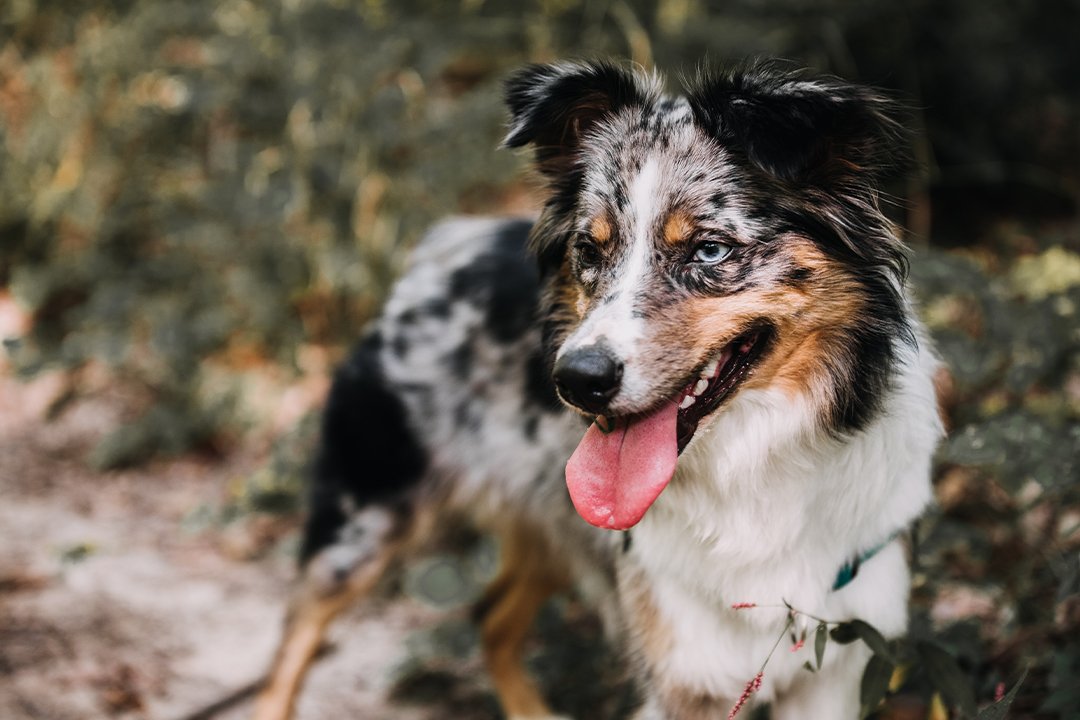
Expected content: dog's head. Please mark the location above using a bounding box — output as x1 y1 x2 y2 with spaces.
504 60 913 529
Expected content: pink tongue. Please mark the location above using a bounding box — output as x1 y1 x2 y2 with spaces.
565 401 680 530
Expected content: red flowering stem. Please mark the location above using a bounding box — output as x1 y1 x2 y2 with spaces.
728 671 763 718
728 614 794 718
731 602 757 609
791 639 805 652
995 683 1005 702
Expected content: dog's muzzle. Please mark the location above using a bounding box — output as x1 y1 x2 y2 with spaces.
553 345 623 414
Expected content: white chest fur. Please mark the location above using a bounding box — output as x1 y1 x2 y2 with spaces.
620 335 942 712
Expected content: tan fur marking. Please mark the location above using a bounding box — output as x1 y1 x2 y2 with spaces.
655 685 734 720
618 571 727 720
590 215 612 244
663 213 695 246
553 258 590 322
618 565 673 665
480 521 571 720
761 248 867 400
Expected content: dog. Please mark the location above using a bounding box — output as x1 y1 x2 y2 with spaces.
252 59 942 720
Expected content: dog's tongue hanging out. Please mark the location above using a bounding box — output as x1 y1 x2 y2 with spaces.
565 401 679 530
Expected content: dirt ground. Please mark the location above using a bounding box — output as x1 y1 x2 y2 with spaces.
0 352 623 720
0 366 473 720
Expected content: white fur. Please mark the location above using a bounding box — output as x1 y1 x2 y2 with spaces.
622 331 941 716
559 157 661 391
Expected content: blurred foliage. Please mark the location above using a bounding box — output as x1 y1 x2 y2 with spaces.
1 0 1080 718
1 0 1078 456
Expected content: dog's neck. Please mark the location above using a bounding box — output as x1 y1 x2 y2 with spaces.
629 334 941 605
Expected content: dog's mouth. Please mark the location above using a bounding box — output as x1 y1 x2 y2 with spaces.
673 329 770 452
564 328 770 531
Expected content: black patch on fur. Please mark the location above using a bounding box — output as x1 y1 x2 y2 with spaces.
686 59 911 185
422 297 451 319
448 220 539 344
524 348 562 412
455 399 482 433
780 265 814 286
503 61 645 168
612 184 628 212
445 341 473 380
392 332 409 358
523 414 540 441
531 182 581 279
300 331 427 565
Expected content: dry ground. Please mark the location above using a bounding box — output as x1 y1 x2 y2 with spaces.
0 366 474 720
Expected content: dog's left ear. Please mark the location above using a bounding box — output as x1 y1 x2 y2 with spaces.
503 61 650 177
686 62 910 186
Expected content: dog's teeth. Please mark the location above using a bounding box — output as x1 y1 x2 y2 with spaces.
701 358 719 378
693 378 709 396
679 394 696 409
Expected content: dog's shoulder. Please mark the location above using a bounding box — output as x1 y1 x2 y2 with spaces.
381 216 578 473
377 217 556 412
302 218 581 562
386 216 541 350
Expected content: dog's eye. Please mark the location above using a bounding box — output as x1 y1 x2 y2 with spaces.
691 241 732 264
576 242 602 268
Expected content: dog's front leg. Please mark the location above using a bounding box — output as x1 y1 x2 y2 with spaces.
476 522 573 720
770 641 870 720
252 506 402 720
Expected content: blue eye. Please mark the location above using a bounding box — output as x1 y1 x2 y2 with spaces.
691 241 731 264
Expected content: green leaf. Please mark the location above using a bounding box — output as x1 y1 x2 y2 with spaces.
803 661 817 673
1040 686 1080 713
851 620 897 665
860 654 895 719
917 642 977 718
815 622 827 669
977 667 1028 720
830 622 859 644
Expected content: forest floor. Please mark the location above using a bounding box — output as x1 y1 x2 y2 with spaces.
0 364 463 720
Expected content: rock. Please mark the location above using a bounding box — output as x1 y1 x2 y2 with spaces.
940 412 1080 495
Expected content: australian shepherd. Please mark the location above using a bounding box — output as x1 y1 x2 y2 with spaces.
252 59 942 720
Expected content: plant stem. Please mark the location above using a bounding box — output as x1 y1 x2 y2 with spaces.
760 615 795 674
743 603 844 626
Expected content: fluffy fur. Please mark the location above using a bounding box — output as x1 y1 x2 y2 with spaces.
253 59 942 720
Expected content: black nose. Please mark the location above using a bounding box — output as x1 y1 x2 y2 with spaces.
553 346 623 413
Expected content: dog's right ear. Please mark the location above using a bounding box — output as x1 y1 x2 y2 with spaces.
503 62 647 177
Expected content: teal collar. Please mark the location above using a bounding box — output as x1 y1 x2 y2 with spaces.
832 532 900 591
